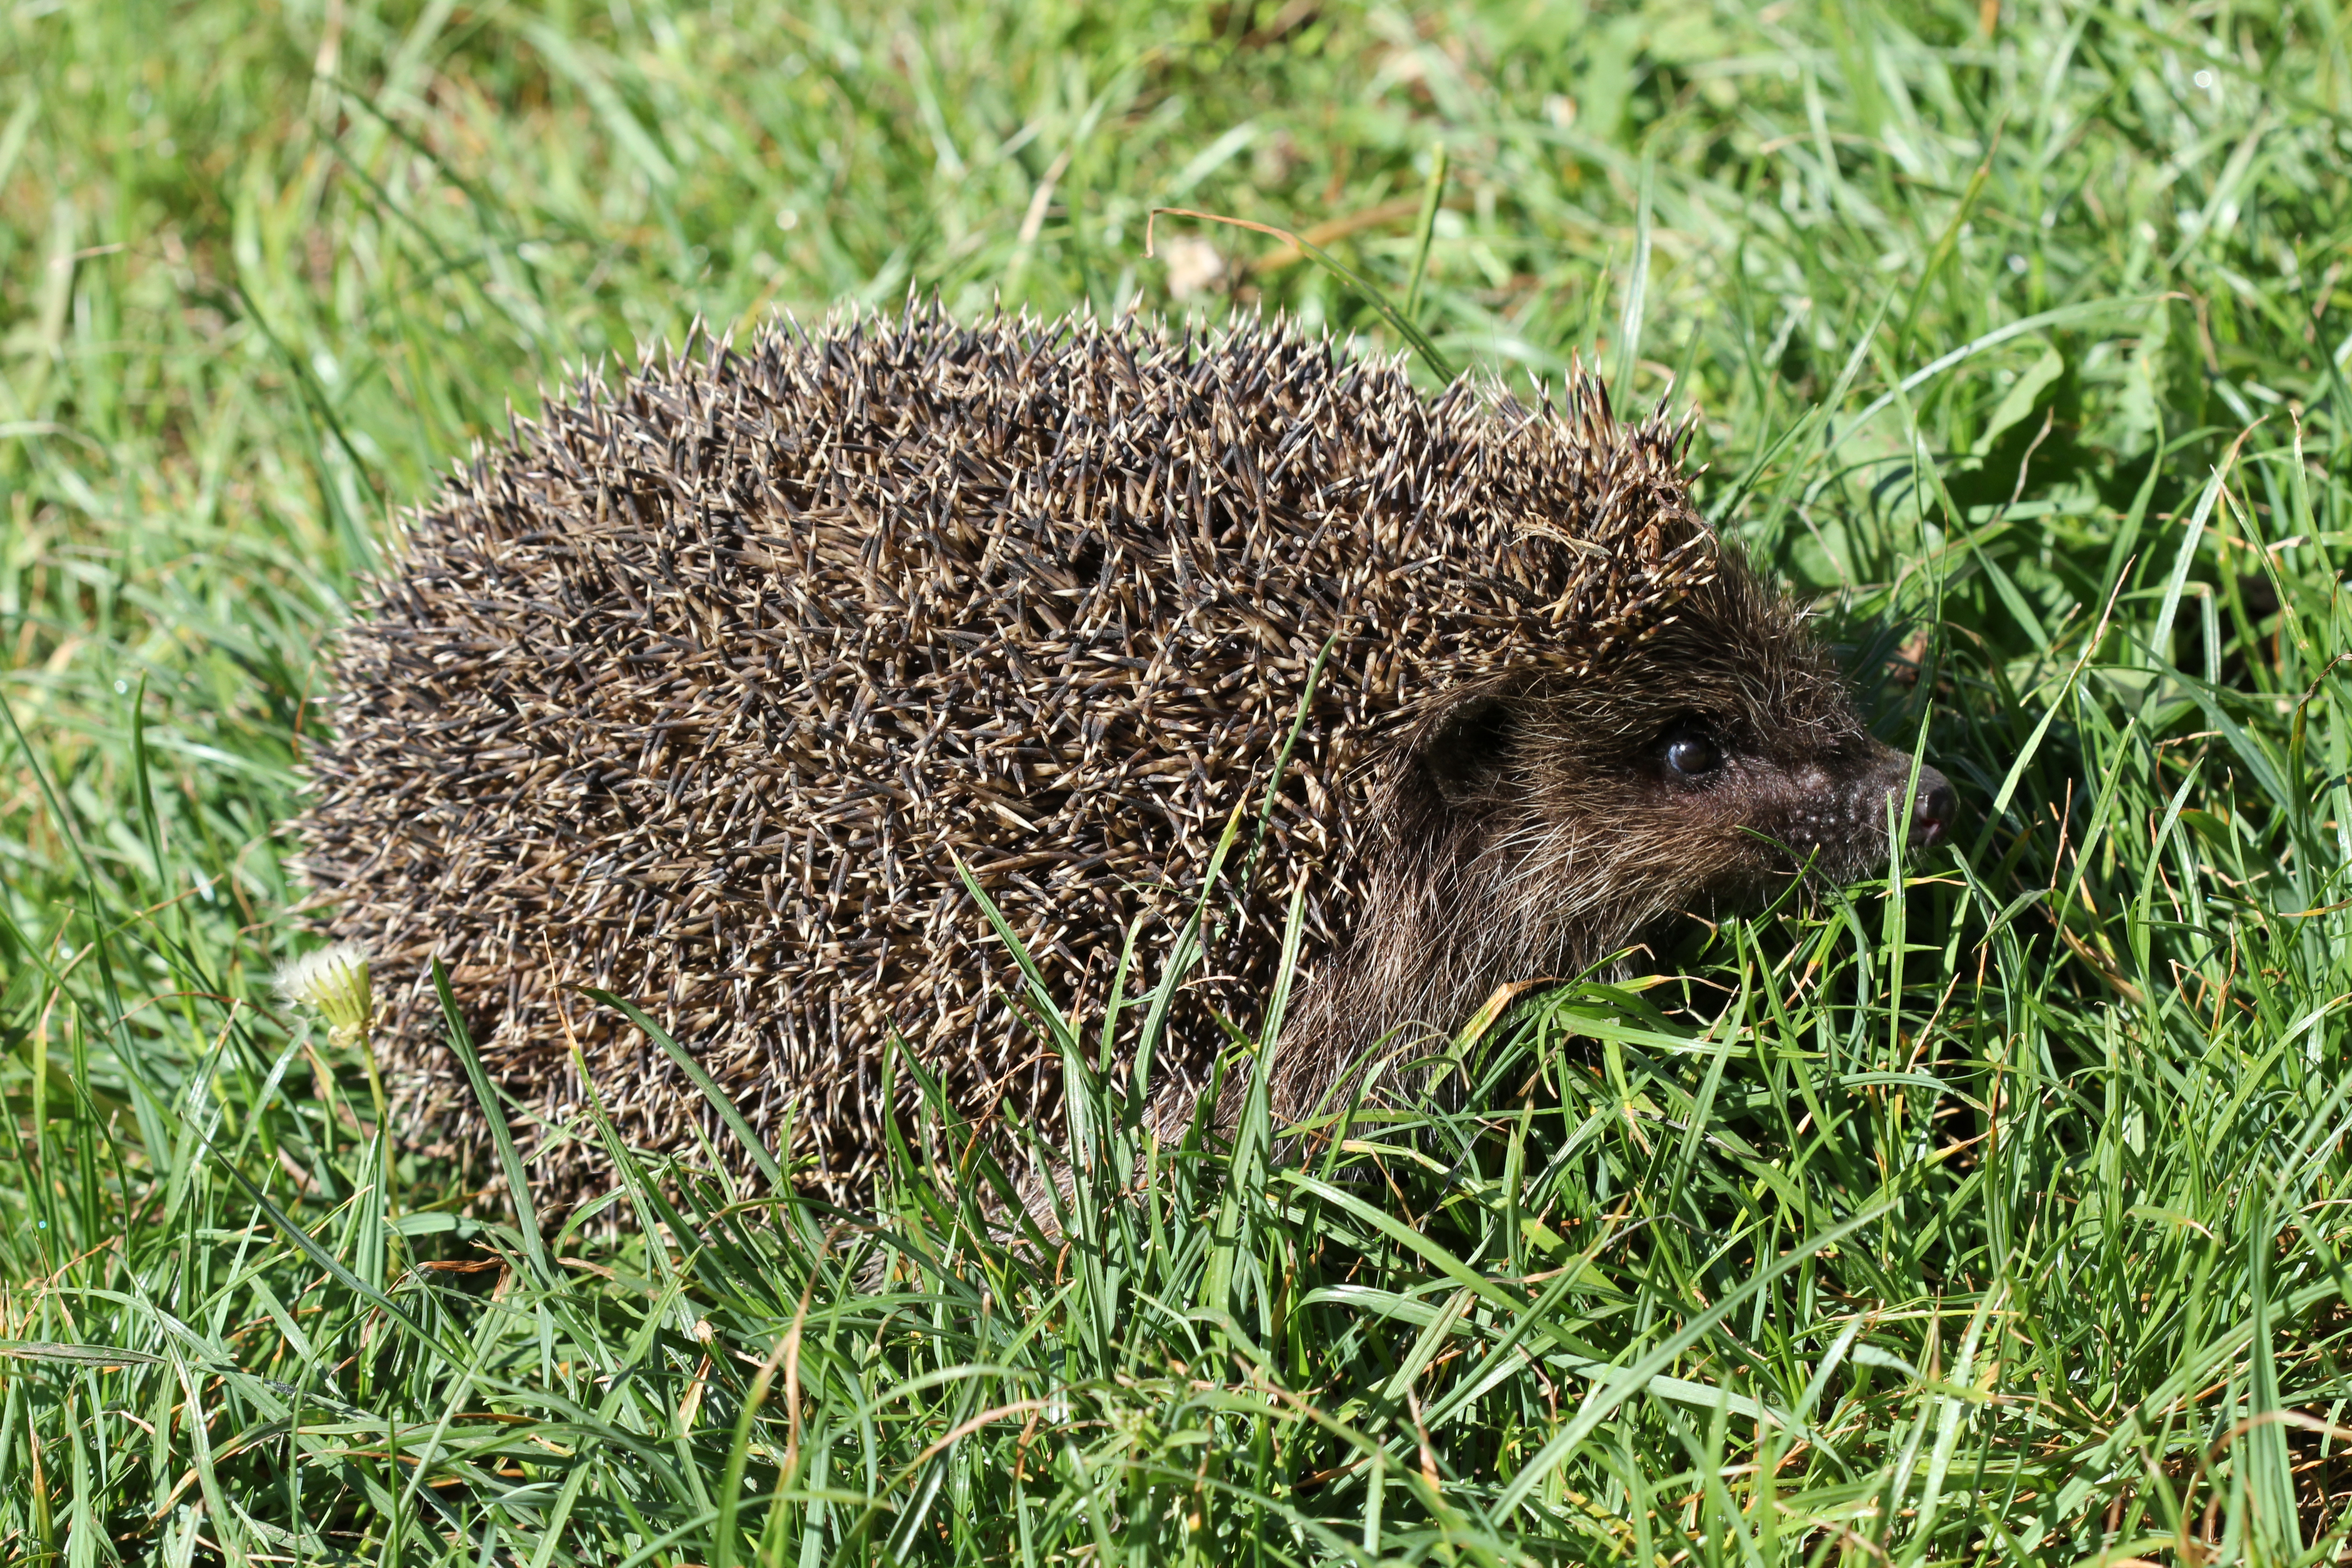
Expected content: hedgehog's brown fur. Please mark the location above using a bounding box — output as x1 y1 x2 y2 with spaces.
297 307 1948 1198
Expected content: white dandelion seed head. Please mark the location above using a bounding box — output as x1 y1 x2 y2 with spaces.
276 939 374 1037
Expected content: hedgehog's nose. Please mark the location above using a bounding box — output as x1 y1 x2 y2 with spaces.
1909 767 1957 848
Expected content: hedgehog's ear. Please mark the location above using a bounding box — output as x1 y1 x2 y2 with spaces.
1419 693 1520 807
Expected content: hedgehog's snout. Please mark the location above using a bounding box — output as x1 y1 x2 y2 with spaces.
1832 748 1959 864
1749 740 1957 878
1906 766 1958 849
1859 751 1958 856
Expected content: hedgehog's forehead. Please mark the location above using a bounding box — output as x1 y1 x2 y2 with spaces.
1671 592 1859 738
1541 560 1858 741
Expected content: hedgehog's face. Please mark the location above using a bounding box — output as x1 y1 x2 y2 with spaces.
1621 690 1956 895
1407 563 1953 966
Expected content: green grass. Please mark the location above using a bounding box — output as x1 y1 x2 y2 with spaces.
4 0 2352 1560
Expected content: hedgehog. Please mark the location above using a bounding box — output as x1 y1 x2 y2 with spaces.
295 306 1955 1199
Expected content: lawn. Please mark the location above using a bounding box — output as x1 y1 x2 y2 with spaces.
3 0 2350 1561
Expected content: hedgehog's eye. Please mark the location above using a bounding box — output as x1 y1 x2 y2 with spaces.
1661 724 1722 778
